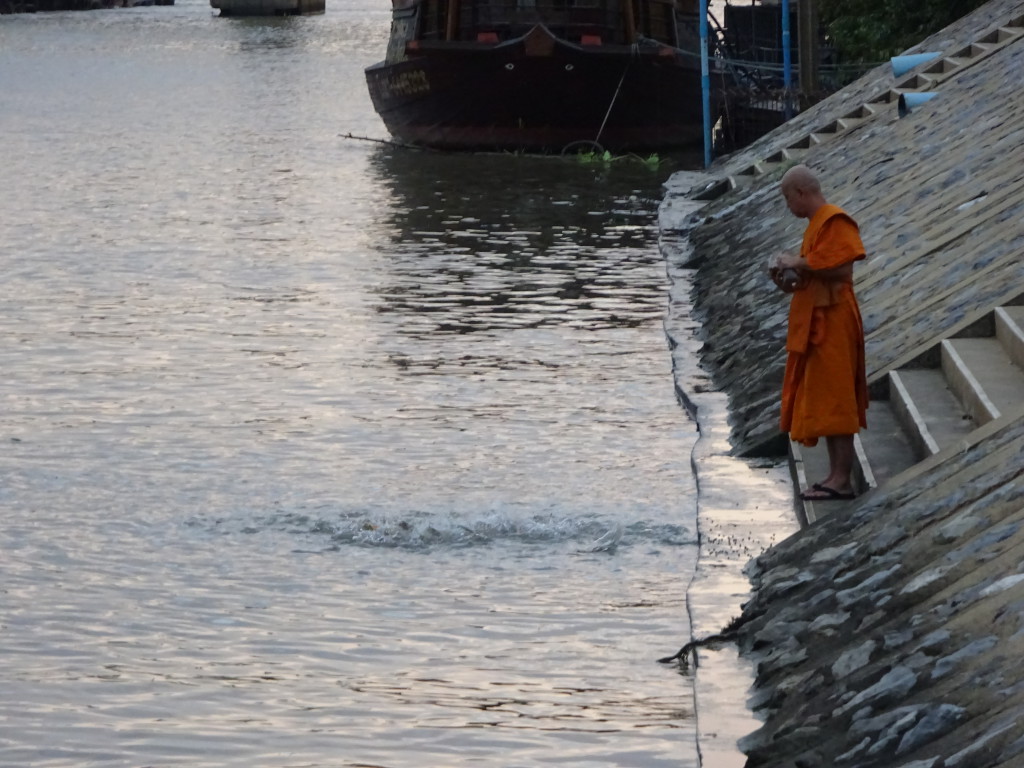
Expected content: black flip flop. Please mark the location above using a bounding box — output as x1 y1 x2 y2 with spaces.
800 485 856 501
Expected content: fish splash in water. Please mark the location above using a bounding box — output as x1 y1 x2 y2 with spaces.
579 523 624 553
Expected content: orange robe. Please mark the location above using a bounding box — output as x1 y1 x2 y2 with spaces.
780 204 868 446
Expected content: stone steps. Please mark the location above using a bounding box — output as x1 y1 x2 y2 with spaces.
795 302 1024 524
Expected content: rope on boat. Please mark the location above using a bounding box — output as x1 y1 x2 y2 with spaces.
593 60 632 148
339 132 440 151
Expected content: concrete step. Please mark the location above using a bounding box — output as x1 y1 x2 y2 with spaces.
788 439 858 525
996 305 1024 368
889 367 975 456
943 336 1024 423
788 400 917 523
792 303 1023 526
790 434 874 497
856 399 918 487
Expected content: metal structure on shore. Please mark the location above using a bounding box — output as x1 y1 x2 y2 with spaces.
711 0 863 152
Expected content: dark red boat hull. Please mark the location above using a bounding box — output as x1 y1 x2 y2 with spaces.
365 30 715 152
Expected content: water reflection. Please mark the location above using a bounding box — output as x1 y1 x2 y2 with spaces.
228 17 314 51
0 9 702 765
369 148 671 336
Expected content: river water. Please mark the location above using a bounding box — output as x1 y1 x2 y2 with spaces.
0 3 707 766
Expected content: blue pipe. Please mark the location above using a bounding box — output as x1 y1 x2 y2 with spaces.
781 0 792 117
699 0 711 167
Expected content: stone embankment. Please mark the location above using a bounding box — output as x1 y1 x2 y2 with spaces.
736 416 1024 767
660 0 1024 765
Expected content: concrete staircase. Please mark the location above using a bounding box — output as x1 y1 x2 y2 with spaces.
793 303 1024 523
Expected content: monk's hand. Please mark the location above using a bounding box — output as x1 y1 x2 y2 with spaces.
770 254 801 292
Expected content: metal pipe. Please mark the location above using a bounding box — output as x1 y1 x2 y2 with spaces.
781 0 792 117
699 0 711 167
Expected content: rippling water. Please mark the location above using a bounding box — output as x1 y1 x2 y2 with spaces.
0 3 703 765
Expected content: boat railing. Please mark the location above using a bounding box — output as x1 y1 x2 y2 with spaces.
468 2 614 43
453 0 624 45
411 0 683 47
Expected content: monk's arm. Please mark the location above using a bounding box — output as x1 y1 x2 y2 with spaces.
777 215 863 279
774 254 854 282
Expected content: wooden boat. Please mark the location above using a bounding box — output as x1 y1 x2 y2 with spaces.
210 0 322 15
365 0 720 152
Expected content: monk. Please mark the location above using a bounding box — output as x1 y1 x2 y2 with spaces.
770 165 868 501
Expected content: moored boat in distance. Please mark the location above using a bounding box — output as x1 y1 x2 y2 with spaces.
365 0 720 152
210 0 323 16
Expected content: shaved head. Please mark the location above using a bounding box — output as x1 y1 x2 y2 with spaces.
780 164 826 219
781 164 821 195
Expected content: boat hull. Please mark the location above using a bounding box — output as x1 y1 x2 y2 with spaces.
365 30 715 153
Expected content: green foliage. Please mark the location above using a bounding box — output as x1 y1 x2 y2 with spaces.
639 153 661 170
573 150 662 169
819 0 989 64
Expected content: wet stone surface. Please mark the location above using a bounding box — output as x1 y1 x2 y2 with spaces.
727 417 1024 767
